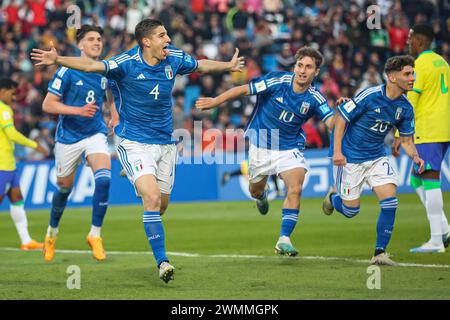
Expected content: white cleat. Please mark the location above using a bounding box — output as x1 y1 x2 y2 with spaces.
370 252 396 266
159 261 175 283
410 242 445 253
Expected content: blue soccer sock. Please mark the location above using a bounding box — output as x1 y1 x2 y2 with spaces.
49 187 72 228
143 211 168 267
280 208 299 237
331 194 359 218
91 169 111 228
375 197 398 254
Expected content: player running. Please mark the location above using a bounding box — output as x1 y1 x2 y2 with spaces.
322 55 425 266
391 24 450 253
0 78 48 250
196 47 335 257
32 18 244 283
41 25 113 262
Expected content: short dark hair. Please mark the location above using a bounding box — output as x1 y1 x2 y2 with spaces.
76 25 104 43
135 19 164 49
384 55 415 74
0 78 18 90
294 46 324 69
411 24 434 42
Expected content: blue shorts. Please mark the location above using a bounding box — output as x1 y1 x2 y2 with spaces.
414 142 450 173
0 170 21 197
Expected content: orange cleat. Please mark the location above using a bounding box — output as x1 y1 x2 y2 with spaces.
20 239 44 251
87 236 106 261
43 235 57 262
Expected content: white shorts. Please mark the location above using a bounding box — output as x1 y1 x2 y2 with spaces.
55 133 109 177
248 144 309 183
333 156 398 201
117 139 177 194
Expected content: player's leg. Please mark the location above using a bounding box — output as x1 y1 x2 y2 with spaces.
85 155 110 260
117 140 174 282
5 170 43 250
44 141 81 262
410 142 449 252
222 169 241 185
85 134 112 261
249 176 269 215
368 157 399 265
275 167 306 257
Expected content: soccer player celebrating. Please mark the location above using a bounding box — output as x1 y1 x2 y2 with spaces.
196 47 335 257
32 19 244 283
391 24 450 253
41 25 113 262
0 78 48 250
322 56 425 266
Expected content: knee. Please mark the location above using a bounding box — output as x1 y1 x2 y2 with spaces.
141 192 161 209
286 184 302 198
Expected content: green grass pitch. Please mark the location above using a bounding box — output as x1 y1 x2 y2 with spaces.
0 193 449 300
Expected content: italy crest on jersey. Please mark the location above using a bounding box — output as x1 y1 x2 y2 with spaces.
395 107 402 120
165 65 173 80
300 102 310 114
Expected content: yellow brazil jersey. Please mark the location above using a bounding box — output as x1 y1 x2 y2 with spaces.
407 50 450 144
0 101 17 170
0 101 38 170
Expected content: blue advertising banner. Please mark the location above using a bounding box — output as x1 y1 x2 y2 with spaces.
1 149 449 211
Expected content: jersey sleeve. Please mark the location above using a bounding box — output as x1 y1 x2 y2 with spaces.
248 72 283 96
0 105 37 148
311 92 334 123
101 53 131 81
171 48 198 75
397 104 415 137
337 98 369 123
47 67 71 97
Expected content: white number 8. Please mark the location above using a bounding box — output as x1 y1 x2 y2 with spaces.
86 90 95 103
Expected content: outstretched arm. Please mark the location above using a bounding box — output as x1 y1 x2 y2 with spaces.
43 93 98 117
195 84 249 110
196 48 245 74
31 42 105 73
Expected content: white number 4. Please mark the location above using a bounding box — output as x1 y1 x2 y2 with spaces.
149 84 160 100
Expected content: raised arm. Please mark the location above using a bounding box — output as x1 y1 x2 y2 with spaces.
195 84 249 110
400 135 424 174
333 112 347 166
43 93 98 117
31 43 105 73
196 48 245 74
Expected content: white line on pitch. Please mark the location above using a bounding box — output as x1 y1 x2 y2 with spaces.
0 247 449 269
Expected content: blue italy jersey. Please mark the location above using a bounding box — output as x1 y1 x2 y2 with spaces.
246 71 333 150
48 67 108 144
102 45 198 144
336 84 414 163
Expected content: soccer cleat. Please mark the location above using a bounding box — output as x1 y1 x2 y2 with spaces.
443 233 450 249
87 236 106 261
20 239 44 251
159 261 175 283
409 242 445 253
322 186 337 216
275 240 298 257
370 252 396 266
43 235 57 262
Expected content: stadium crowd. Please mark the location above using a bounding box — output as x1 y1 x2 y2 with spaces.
1 0 449 159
